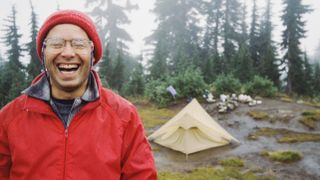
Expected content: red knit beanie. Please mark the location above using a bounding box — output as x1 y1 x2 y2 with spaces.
37 10 103 65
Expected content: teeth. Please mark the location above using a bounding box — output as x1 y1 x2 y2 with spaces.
58 64 79 69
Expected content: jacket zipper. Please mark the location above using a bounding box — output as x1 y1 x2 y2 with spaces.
63 128 69 180
60 98 81 180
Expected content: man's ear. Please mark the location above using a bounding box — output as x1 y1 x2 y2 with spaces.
90 56 95 70
91 47 95 67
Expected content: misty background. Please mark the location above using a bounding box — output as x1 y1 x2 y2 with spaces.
1 0 320 60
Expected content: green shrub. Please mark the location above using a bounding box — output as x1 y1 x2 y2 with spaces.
245 76 277 97
173 68 207 98
144 79 172 107
213 74 242 95
145 68 208 107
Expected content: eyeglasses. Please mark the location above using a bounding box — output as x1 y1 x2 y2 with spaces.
44 38 93 53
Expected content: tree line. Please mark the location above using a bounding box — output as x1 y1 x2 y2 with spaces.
0 0 320 108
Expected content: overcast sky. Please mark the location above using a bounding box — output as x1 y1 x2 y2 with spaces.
0 0 319 61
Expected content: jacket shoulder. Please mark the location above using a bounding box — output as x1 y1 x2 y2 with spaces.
99 88 137 122
0 95 27 126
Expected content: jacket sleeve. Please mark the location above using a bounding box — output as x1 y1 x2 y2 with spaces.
0 108 12 179
120 106 157 180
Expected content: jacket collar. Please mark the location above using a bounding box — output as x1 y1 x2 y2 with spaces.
23 71 100 102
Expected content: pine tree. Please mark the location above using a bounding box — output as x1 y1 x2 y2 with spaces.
249 0 260 69
222 0 242 69
313 41 320 63
124 54 145 96
212 53 224 79
110 50 125 91
233 46 253 83
313 63 320 96
0 6 26 106
281 0 311 94
99 43 113 88
301 52 313 96
233 1 254 83
203 0 223 54
201 0 223 82
85 0 135 56
239 0 248 45
259 0 280 87
26 0 41 83
0 52 6 107
148 37 168 79
0 52 4 67
0 70 7 107
149 0 201 75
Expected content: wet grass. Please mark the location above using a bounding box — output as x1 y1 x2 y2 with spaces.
150 143 161 152
300 100 320 107
276 94 320 107
248 111 269 120
219 157 244 168
138 106 177 129
130 97 181 131
158 167 275 180
127 96 150 106
250 127 320 143
270 115 293 123
280 97 294 103
297 97 320 107
261 150 303 163
299 110 320 130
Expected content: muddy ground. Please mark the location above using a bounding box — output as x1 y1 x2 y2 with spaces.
149 98 320 180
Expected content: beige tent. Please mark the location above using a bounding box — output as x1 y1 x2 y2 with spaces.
148 98 239 155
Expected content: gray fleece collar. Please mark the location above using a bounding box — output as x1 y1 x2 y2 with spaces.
23 72 99 102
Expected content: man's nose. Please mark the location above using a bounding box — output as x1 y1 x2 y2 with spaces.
60 41 75 58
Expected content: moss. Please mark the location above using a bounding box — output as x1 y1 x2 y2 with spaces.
299 117 317 130
270 115 292 123
248 111 269 120
251 127 320 143
158 167 275 180
253 127 282 137
280 97 294 103
219 157 244 167
301 110 320 117
299 110 320 130
278 133 320 143
261 150 303 163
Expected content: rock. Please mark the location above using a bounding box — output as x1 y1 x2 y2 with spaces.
218 106 227 113
249 100 257 106
227 103 235 110
238 94 253 103
296 100 304 104
220 94 229 102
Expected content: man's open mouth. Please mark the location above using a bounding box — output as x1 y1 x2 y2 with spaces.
58 64 80 72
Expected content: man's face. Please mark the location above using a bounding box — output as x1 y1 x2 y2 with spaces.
44 24 93 99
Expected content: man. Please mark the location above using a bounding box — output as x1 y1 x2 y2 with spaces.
0 10 157 180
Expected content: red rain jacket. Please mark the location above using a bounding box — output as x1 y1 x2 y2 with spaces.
0 72 157 180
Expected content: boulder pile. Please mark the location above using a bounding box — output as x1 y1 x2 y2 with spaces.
215 94 262 113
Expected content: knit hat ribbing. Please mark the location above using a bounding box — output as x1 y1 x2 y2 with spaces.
36 10 103 65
